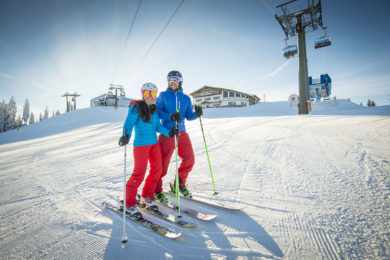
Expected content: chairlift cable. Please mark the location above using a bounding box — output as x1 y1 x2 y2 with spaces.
111 0 143 83
129 0 185 83
261 0 276 15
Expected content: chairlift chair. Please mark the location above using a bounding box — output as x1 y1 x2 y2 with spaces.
315 27 331 49
282 38 297 59
120 91 125 97
283 45 298 58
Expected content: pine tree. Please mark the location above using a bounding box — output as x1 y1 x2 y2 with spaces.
16 115 22 130
39 113 43 122
6 97 17 131
29 112 35 124
0 101 6 133
22 99 30 125
367 99 376 107
43 107 49 119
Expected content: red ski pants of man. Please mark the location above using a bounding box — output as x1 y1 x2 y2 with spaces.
155 131 195 193
126 143 162 207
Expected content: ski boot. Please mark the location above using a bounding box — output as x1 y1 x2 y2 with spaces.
171 178 192 198
138 196 159 213
154 192 168 204
125 205 142 221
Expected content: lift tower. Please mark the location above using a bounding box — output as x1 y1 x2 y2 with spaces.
109 84 124 109
62 92 80 112
275 0 324 114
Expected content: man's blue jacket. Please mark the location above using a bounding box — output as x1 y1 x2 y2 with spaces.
156 87 198 132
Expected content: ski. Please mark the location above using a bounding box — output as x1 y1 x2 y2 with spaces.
117 198 198 229
155 199 217 221
165 191 244 211
102 201 182 239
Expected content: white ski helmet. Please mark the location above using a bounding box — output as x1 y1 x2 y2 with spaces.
141 83 158 95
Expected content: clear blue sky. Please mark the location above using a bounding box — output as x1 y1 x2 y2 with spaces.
1 0 389 116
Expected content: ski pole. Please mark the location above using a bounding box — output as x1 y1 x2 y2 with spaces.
122 144 128 243
174 111 181 219
196 105 218 196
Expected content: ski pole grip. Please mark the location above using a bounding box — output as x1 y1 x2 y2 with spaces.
175 109 179 130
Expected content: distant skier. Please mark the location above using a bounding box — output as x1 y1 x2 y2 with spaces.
316 89 320 101
118 83 179 218
154 70 203 202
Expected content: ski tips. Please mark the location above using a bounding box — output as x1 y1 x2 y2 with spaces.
103 201 183 239
165 232 182 239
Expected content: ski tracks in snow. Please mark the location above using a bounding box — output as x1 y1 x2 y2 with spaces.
312 117 390 258
227 116 343 259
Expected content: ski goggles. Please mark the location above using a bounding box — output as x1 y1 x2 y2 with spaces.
167 76 182 83
142 90 157 98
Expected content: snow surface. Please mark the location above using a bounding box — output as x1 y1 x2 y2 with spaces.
1 100 389 259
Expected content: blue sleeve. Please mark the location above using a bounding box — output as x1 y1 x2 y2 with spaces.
123 105 138 137
155 117 171 137
156 93 171 121
185 96 198 121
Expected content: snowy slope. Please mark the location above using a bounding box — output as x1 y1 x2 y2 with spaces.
0 100 389 259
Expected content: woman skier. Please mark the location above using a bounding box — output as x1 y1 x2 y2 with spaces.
118 83 178 218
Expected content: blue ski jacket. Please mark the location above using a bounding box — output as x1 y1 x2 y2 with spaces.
156 87 198 132
123 104 170 147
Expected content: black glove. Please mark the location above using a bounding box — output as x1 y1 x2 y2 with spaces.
170 111 181 122
169 127 180 137
195 105 203 117
118 134 129 146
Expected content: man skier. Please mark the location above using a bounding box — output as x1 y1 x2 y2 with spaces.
154 70 202 202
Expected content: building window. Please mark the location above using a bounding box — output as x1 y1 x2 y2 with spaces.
213 96 220 100
223 91 228 98
241 102 246 105
195 98 202 102
236 93 240 97
204 97 211 101
229 92 234 97
228 102 236 106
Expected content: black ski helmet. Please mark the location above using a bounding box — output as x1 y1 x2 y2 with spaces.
167 70 183 89
167 70 182 79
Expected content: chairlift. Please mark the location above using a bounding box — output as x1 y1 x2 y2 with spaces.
120 91 125 97
282 38 297 59
108 91 114 97
315 27 331 49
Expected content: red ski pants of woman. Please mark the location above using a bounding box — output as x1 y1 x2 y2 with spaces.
125 143 162 207
155 131 195 193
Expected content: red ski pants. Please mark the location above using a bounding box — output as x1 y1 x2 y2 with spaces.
125 143 162 207
155 132 195 193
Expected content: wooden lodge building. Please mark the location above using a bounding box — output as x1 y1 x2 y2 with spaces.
190 86 260 108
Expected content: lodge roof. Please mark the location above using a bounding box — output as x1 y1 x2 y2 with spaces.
190 86 260 103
